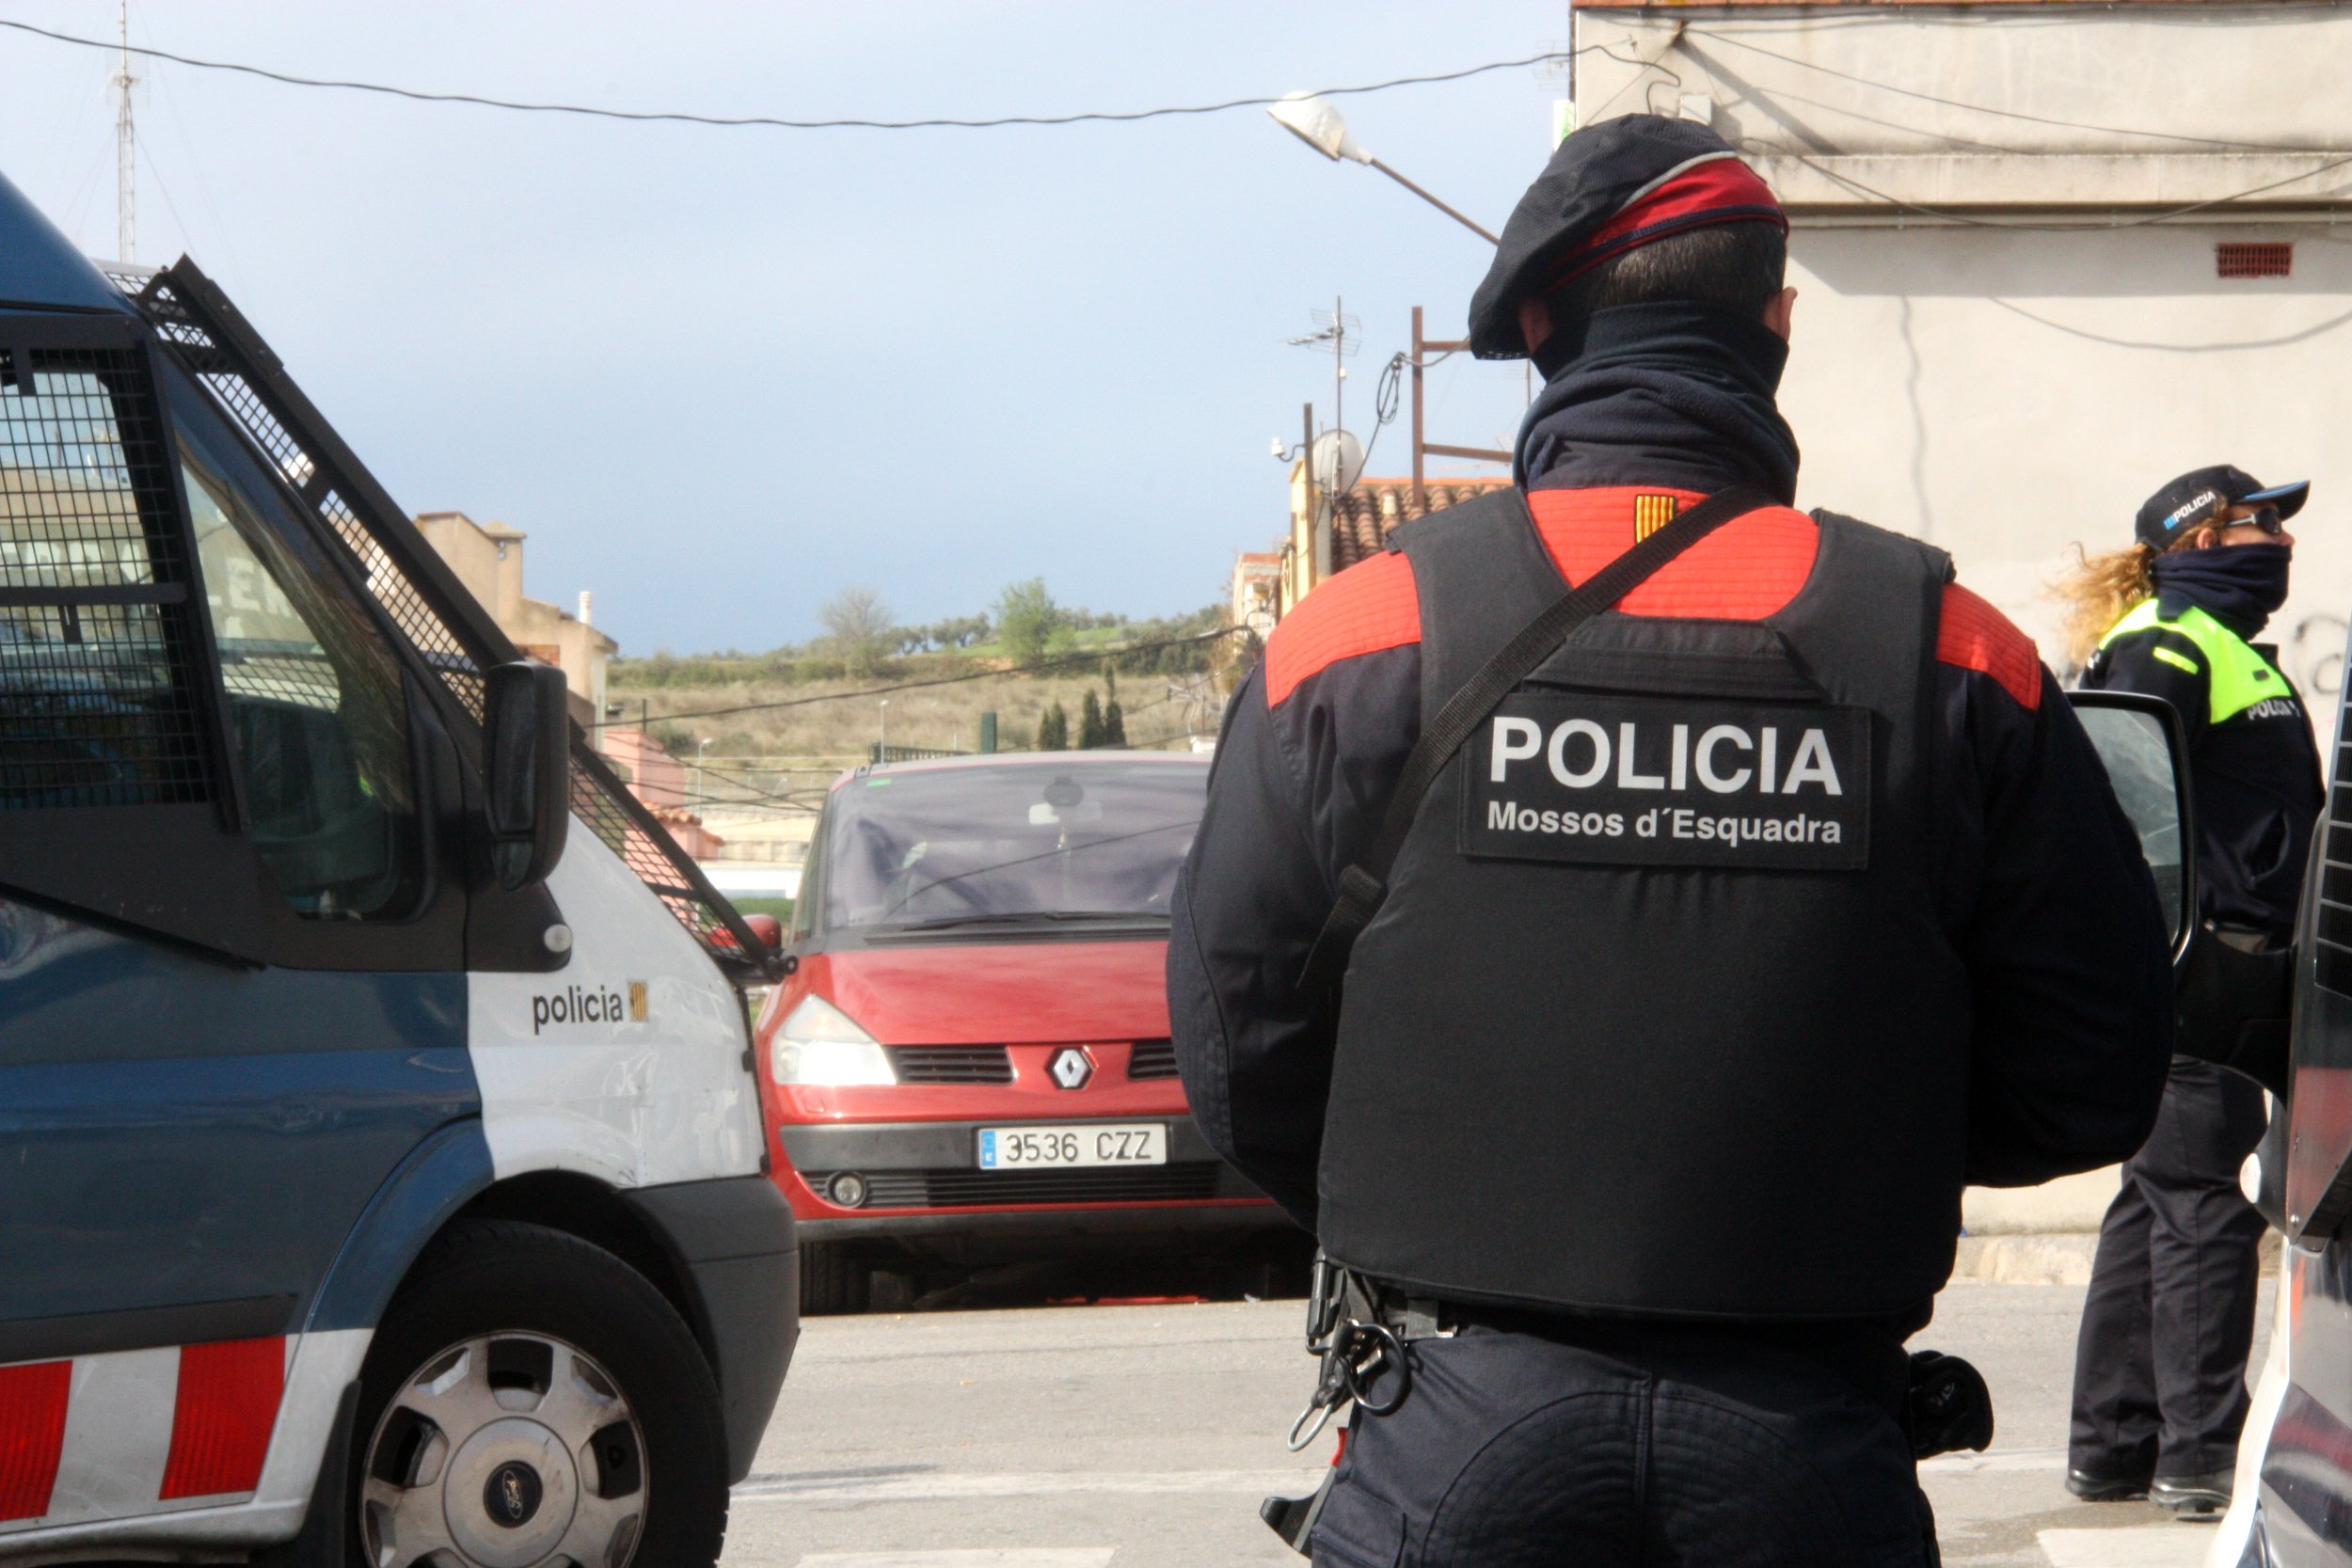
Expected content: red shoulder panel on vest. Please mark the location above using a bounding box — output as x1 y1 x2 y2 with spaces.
1526 486 1819 618
1263 549 1421 707
1937 583 2042 711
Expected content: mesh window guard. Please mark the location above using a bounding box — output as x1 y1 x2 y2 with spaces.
0 340 212 809
106 261 774 976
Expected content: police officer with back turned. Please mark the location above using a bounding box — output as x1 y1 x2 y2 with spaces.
1169 116 2176 1566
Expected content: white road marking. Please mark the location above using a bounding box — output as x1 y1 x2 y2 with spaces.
2037 1526 2213 1567
1920 1446 2068 1476
737 1469 1326 1505
797 1554 1116 1567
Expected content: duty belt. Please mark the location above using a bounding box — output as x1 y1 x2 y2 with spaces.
1262 1255 1996 1556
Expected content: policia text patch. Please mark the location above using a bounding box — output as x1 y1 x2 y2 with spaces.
1460 692 1871 870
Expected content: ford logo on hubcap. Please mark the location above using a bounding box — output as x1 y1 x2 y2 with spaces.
484 1460 544 1528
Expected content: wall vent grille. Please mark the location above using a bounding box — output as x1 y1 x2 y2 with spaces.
2217 243 2294 279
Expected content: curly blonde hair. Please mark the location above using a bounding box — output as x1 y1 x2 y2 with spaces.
2052 542 2159 672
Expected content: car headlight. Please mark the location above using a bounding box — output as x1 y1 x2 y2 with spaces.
772 995 896 1086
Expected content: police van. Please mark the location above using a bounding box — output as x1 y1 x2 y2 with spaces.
0 170 795 1565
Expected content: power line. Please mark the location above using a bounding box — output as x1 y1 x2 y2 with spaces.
1679 28 2314 155
1987 296 2352 353
1756 142 2352 230
0 19 1572 133
596 626 1243 728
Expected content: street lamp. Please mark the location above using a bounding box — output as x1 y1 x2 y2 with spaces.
695 736 713 805
878 699 889 763
1267 93 1499 245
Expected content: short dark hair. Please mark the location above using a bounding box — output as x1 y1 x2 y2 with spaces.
1538 221 1788 327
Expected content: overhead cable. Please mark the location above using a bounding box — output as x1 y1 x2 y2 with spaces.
0 19 1572 132
1988 297 2352 353
1679 27 2315 154
1757 143 2352 230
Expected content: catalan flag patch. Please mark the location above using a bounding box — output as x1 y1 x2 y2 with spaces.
1633 494 1679 541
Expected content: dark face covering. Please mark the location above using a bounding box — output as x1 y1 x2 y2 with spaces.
1515 301 1801 503
2149 541 2293 641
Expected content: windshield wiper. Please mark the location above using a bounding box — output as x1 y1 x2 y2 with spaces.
866 910 1168 933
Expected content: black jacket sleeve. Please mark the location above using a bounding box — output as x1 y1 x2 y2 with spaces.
1168 650 1419 1228
1946 665 2175 1186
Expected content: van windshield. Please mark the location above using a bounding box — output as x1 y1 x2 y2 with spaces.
816 760 1207 937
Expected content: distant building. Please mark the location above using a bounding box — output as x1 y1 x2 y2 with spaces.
1265 470 1513 618
1230 551 1280 639
412 510 616 730
602 728 685 808
599 727 727 856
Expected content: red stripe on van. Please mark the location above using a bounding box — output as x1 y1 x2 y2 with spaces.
0 1360 72 1521
159 1338 285 1500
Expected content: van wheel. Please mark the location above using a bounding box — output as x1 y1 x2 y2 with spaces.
350 1220 728 1568
800 1242 869 1315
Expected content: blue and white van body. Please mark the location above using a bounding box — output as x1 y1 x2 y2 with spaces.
0 168 794 1564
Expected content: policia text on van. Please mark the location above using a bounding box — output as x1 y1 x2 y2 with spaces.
0 169 794 1567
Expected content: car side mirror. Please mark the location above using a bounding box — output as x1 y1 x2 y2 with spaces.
2068 690 2196 966
483 660 572 891
742 913 784 949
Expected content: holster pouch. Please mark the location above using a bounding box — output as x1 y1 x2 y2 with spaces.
1906 1350 1994 1459
2175 922 2295 1097
1262 1465 1338 1558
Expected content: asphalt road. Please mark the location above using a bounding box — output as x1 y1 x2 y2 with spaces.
722 1277 2276 1568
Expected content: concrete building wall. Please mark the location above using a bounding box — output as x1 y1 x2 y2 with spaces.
1570 2 2352 696
412 508 617 723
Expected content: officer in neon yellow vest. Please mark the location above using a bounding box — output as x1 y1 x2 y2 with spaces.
2060 466 2324 1516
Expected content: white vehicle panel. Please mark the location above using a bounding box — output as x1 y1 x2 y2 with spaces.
469 823 763 1188
0 1329 366 1557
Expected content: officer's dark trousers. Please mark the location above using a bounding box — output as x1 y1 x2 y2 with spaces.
1311 1317 1934 1568
2069 1058 2268 1481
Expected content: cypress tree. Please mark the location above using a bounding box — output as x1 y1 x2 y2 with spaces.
1104 698 1126 747
1077 689 1106 749
1037 702 1069 751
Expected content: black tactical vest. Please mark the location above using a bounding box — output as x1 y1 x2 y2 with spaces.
1318 489 1970 1320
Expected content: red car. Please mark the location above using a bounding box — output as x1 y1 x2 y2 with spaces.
755 750 1291 1310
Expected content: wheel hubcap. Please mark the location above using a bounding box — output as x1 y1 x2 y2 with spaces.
360 1333 646 1568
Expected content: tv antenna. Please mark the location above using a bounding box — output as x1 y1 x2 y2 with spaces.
112 1 135 263
1286 296 1360 457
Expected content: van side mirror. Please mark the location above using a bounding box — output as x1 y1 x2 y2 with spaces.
2068 690 2195 965
483 660 572 891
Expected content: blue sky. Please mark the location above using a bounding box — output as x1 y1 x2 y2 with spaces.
0 2 1563 653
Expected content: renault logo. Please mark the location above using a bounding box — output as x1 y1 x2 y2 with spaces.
1048 1048 1094 1090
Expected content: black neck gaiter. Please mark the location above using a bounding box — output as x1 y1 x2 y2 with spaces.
2149 543 2293 641
1515 301 1801 503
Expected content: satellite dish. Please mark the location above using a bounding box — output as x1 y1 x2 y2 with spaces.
1310 429 1366 494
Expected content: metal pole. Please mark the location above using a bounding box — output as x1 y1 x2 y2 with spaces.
1367 159 1497 245
879 699 889 762
1411 306 1426 513
113 2 135 263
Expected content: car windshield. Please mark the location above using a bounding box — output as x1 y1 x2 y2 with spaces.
817 760 1207 935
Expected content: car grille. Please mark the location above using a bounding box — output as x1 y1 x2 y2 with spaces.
888 1046 1015 1085
2319 699 2352 997
1126 1038 1178 1080
808 1164 1226 1209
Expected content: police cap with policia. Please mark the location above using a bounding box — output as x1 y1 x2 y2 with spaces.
2058 467 2323 1514
1168 115 2175 1566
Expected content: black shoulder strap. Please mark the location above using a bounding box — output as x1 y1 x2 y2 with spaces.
1299 483 1777 992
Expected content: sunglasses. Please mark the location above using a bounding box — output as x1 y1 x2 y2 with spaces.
2215 503 2285 536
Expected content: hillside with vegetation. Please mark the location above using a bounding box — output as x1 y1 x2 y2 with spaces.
608 578 1243 766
